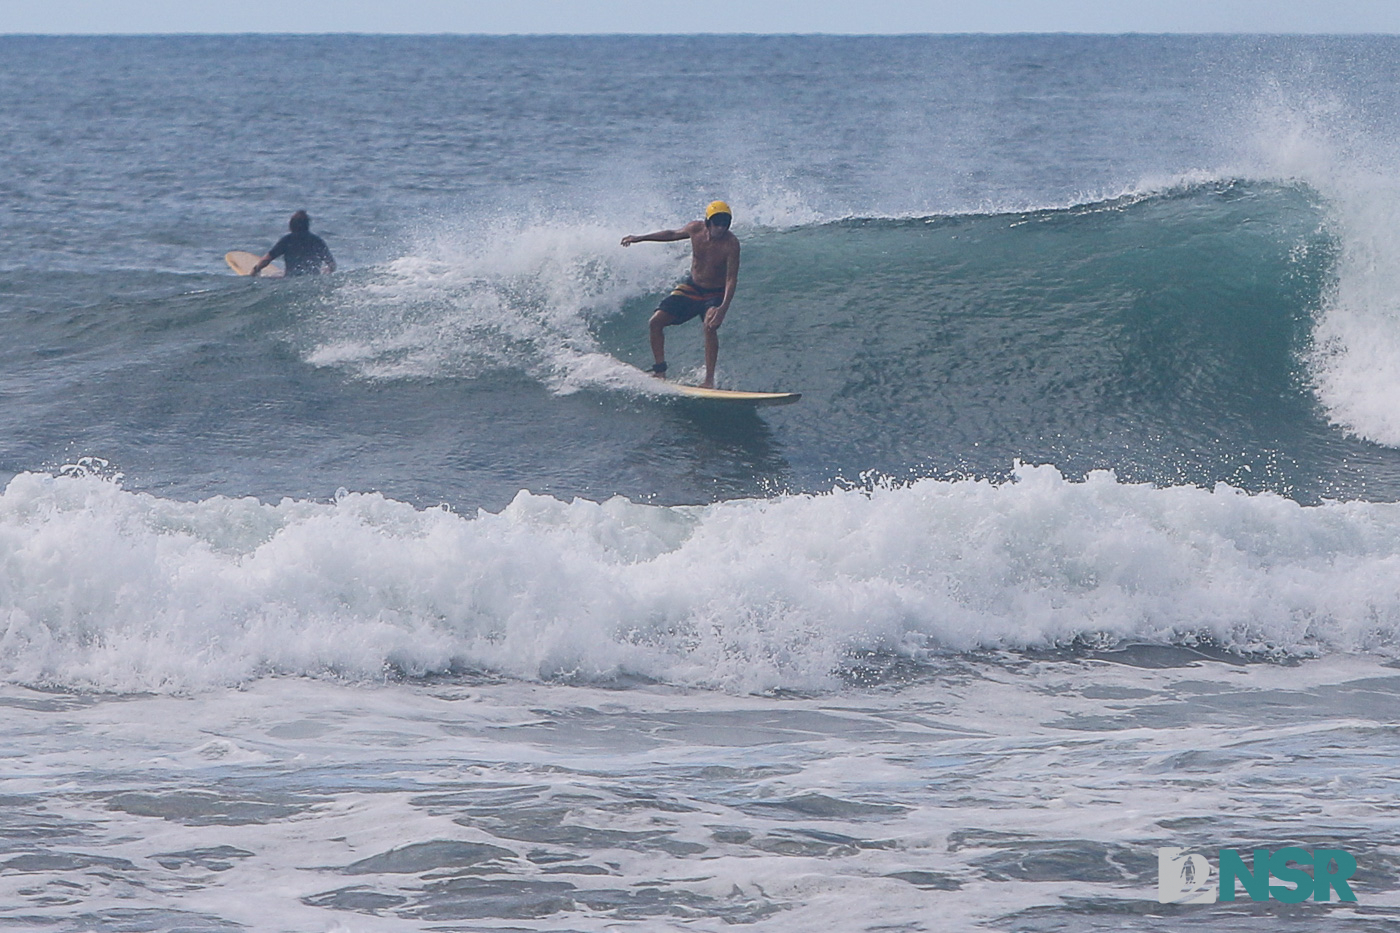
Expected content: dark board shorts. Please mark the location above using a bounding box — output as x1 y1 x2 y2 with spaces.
658 276 724 324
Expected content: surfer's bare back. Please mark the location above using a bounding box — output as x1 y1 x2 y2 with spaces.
621 201 740 389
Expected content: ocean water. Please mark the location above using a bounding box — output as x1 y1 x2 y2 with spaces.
4 33 1400 931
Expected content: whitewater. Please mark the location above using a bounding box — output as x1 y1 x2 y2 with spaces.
7 464 1400 696
5 33 1400 933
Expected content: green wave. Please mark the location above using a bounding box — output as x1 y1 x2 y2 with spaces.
634 180 1370 499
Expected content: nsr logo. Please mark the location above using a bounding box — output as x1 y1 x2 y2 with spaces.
1158 847 1358 904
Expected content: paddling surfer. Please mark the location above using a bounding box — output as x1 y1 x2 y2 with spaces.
621 201 739 389
251 210 336 277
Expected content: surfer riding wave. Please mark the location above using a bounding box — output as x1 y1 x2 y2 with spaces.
621 200 739 389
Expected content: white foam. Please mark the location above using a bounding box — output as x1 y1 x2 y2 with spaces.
1306 171 1400 445
1237 83 1400 447
5 465 1400 694
304 215 679 392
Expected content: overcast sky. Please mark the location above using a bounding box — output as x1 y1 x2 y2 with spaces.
2 0 1397 35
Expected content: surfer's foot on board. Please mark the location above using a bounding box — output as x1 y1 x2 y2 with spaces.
650 362 668 379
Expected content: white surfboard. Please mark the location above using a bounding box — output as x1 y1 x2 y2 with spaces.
225 250 283 278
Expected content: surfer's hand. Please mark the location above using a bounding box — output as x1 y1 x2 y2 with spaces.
704 307 726 330
249 267 260 277
621 235 636 247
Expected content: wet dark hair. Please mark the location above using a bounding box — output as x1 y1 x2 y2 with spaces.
289 210 311 234
706 212 732 228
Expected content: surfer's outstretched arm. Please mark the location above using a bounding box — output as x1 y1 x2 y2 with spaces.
621 224 699 247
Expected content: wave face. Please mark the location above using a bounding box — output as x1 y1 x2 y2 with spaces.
6 179 1400 510
6 465 1400 694
697 181 1343 493
274 180 1399 504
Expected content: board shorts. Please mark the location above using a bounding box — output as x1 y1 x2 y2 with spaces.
658 276 724 324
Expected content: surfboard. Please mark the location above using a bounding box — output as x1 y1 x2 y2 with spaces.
669 384 801 406
225 250 283 278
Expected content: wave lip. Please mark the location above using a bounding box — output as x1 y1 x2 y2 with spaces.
5 465 1400 695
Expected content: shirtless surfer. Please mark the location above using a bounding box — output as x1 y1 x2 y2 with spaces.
621 201 739 389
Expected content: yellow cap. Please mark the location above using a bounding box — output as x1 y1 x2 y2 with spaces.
705 200 732 220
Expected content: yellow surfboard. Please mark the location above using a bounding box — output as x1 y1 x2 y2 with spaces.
667 382 801 406
225 250 283 278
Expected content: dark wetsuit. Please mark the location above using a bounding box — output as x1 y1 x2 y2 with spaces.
268 231 335 276
658 275 725 324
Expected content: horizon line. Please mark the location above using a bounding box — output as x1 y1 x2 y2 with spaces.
2 30 1399 37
